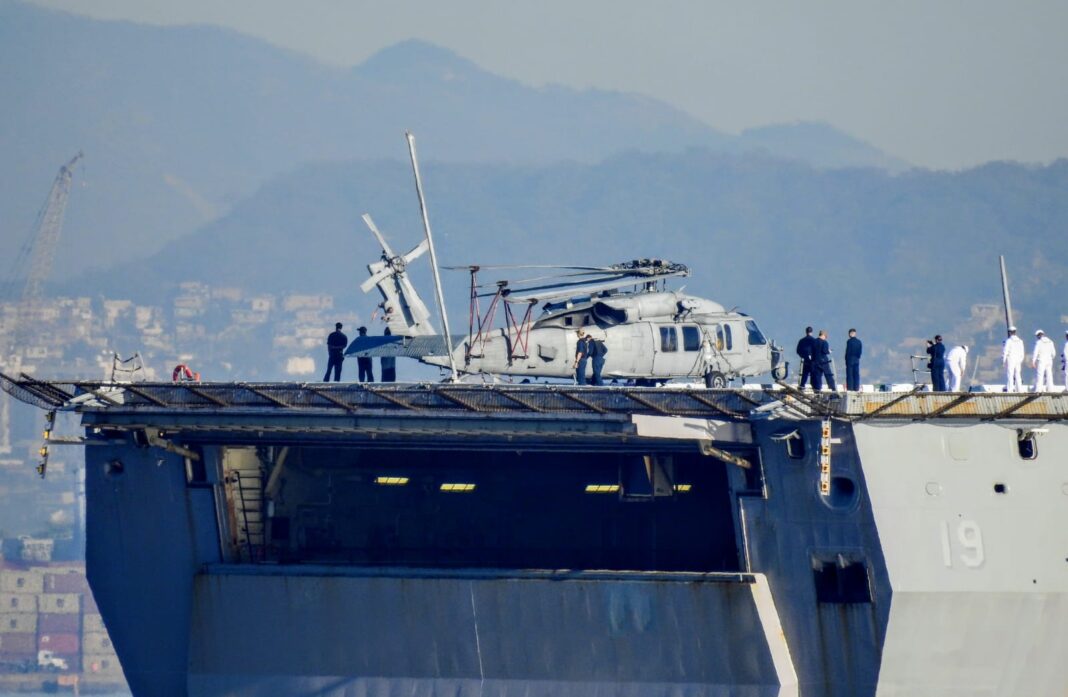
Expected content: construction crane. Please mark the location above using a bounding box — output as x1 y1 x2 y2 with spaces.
1 152 82 457
9 151 83 354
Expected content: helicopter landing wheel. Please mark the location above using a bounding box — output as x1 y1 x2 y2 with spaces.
704 371 728 389
772 363 788 381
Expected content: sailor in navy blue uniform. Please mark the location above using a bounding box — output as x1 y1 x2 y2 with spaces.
573 330 590 385
796 327 816 390
323 322 348 382
811 330 837 392
356 326 374 383
926 335 947 391
845 328 863 391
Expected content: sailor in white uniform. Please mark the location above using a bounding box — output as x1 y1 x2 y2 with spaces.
1002 326 1025 392
1032 329 1056 392
945 345 968 392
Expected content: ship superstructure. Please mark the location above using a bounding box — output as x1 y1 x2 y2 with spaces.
2 374 1066 697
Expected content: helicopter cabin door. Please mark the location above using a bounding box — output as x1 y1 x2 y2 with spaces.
702 322 739 377
653 324 693 376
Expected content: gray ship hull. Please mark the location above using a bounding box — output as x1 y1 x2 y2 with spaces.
4 377 1065 696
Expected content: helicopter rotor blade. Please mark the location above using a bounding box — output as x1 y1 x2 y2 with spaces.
360 264 393 294
403 239 429 264
362 214 396 259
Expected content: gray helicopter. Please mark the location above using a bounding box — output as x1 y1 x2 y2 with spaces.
347 215 786 386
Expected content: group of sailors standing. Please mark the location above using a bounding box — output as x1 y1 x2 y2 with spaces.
322 323 397 383
797 324 1068 393
999 326 1064 392
796 327 863 392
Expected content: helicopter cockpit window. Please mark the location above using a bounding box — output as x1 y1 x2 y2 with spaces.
723 324 733 351
745 320 767 346
682 326 701 351
659 327 678 352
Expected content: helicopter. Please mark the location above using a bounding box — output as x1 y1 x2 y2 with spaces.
346 214 786 386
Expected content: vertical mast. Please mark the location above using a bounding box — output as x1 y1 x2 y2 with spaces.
405 132 458 381
999 255 1014 331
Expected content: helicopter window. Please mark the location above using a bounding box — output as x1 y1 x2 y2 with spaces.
682 326 701 351
723 325 733 351
659 327 678 352
713 325 725 351
564 316 573 326
745 320 767 346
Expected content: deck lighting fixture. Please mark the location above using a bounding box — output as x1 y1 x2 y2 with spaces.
584 484 620 494
674 484 693 492
439 483 476 492
374 476 409 486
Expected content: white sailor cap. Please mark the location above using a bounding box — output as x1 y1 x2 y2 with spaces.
1035 329 1044 336
1008 325 1017 332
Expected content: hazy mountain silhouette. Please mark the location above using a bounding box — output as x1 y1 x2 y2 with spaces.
1 0 906 282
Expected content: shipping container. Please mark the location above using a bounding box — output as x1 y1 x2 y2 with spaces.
44 572 89 594
83 613 106 633
83 631 113 653
39 612 80 634
0 631 37 653
38 592 79 614
51 652 78 671
82 652 124 676
0 571 43 594
0 592 37 612
38 632 79 654
0 612 37 633
82 591 99 614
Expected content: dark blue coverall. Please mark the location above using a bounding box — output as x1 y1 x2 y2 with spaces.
796 333 816 389
927 341 947 391
575 336 590 385
323 329 348 382
812 337 837 392
590 340 606 386
845 336 863 391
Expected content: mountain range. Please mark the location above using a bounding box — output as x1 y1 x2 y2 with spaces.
1 0 905 280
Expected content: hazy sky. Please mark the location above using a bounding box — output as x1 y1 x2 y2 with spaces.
28 0 1068 169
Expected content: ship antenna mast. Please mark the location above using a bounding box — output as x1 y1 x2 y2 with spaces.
405 132 458 382
998 255 1014 332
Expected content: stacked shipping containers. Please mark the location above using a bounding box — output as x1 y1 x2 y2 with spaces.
0 567 41 667
0 564 124 684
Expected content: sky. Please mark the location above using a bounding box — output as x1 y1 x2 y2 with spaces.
25 0 1068 170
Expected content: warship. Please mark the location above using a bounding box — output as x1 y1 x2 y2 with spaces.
1 374 1065 697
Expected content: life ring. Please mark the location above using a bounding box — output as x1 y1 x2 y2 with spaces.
172 364 201 383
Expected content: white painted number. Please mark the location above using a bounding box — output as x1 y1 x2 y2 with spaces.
939 520 985 568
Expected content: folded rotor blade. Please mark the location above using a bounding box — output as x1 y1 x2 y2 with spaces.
360 265 392 294
362 214 396 258
403 239 429 264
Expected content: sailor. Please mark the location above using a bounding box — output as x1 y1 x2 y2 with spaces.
946 344 969 392
844 328 862 391
1063 330 1068 388
926 335 947 391
1002 326 1025 392
589 334 607 386
796 327 816 390
811 330 837 392
572 330 590 385
322 322 348 382
1032 329 1056 392
356 326 374 383
380 327 397 383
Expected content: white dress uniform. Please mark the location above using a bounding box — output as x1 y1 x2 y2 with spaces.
1032 332 1056 391
1002 333 1025 392
945 345 968 392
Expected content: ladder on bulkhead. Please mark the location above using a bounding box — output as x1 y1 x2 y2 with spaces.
228 465 266 562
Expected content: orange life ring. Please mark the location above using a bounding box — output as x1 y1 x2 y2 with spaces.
172 364 201 383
